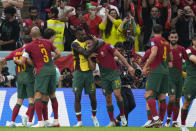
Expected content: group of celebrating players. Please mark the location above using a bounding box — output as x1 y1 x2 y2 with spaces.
0 23 195 131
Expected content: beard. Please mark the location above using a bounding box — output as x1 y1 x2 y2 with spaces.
171 41 177 45
30 16 37 20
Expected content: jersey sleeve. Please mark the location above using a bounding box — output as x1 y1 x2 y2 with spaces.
106 44 116 54
72 42 81 51
5 51 15 61
186 48 193 58
182 47 188 60
141 49 150 62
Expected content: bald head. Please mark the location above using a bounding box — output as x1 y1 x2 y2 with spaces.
30 26 40 39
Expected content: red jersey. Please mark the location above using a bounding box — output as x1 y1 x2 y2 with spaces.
5 47 26 75
171 45 188 72
150 36 171 70
83 14 102 37
96 43 119 71
24 39 56 74
69 15 84 28
23 19 44 29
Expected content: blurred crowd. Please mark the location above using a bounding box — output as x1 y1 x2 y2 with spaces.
0 0 196 52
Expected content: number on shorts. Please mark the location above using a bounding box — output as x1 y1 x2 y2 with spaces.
163 46 167 61
16 56 26 72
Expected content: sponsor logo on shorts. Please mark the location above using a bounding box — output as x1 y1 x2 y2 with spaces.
74 87 78 91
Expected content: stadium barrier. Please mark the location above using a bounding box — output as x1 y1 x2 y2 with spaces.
0 88 195 127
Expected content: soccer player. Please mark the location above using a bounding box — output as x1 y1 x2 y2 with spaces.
85 35 135 127
14 26 61 127
40 28 61 127
180 35 196 131
0 35 35 127
71 27 100 127
165 30 187 127
143 24 173 128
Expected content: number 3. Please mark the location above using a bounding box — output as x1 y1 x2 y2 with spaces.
41 48 49 63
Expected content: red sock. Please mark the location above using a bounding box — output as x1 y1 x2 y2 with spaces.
173 102 180 121
181 109 188 125
117 101 124 116
35 99 43 121
147 110 153 120
159 99 167 121
76 112 81 121
42 101 48 121
107 106 115 122
92 110 97 117
27 104 35 122
167 102 174 118
51 97 58 119
146 97 158 117
11 104 21 122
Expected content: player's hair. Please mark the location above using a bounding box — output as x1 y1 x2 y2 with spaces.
50 7 59 18
75 26 84 34
29 6 38 12
43 28 56 39
4 6 16 16
169 30 177 35
150 6 159 12
192 34 196 40
22 35 32 44
152 24 163 34
84 35 94 41
115 42 124 49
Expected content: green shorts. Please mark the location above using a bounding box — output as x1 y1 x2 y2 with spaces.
146 73 168 94
72 70 95 94
184 77 196 101
17 81 34 99
101 76 121 95
34 74 56 95
168 77 183 98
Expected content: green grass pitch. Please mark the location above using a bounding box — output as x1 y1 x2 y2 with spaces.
0 127 195 131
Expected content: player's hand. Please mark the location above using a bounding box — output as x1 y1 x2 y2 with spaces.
13 57 17 64
89 53 98 58
142 66 148 75
128 66 135 76
33 68 37 75
0 58 4 63
0 40 5 45
168 62 173 68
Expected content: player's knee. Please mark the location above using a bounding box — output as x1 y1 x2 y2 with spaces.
49 93 56 98
114 91 122 101
183 100 191 109
17 99 23 105
106 95 112 104
28 98 34 104
169 95 176 102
